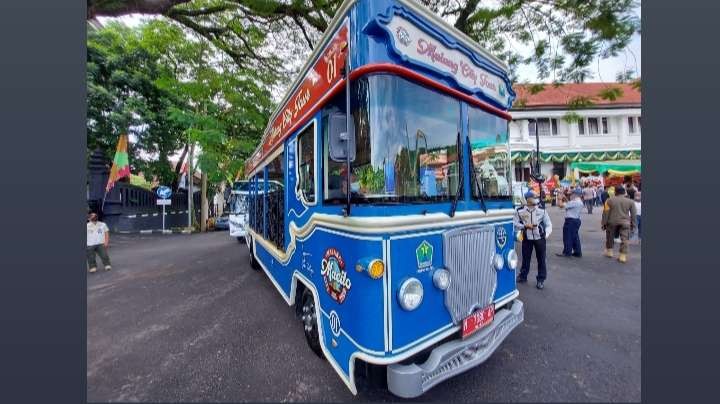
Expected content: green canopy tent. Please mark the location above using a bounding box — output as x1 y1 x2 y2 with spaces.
569 160 641 176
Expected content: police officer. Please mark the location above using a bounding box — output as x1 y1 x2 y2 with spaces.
556 188 584 258
514 191 553 289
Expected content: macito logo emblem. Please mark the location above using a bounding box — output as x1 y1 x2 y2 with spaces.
416 240 434 270
396 26 411 46
321 248 351 304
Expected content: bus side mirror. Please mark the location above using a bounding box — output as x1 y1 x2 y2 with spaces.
328 112 356 162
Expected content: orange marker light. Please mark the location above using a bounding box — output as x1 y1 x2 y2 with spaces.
368 260 385 280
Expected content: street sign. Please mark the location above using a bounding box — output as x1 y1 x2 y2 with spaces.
157 185 172 200
156 199 171 205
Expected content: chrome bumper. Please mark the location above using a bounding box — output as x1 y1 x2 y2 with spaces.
387 299 524 398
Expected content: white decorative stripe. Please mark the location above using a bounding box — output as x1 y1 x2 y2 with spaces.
126 214 136 218
141 213 149 217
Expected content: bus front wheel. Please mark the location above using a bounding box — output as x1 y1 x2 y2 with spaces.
301 288 324 358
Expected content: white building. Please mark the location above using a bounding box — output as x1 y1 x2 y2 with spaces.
508 82 641 181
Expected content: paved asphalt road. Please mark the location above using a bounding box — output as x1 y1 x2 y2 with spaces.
87 206 640 402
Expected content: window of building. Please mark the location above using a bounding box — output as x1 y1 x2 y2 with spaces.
588 118 599 134
628 116 635 133
296 121 315 203
637 117 641 130
531 118 558 136
552 162 566 178
578 119 585 135
601 117 609 134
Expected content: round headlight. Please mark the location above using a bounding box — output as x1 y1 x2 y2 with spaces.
432 268 451 290
493 253 505 271
507 249 518 270
398 278 424 311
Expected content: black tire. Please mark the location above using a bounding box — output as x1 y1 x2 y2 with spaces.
248 239 261 271
237 237 243 243
301 289 324 358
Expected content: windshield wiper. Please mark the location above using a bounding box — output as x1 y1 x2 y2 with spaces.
449 131 463 217
467 139 488 213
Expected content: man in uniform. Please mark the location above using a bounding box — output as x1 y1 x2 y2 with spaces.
556 188 584 258
514 191 553 289
602 186 637 263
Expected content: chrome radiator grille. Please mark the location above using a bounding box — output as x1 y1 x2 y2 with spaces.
442 225 497 324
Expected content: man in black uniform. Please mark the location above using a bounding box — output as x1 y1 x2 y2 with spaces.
513 191 553 289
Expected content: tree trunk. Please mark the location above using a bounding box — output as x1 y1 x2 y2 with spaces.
200 171 208 232
172 143 189 191
87 0 191 19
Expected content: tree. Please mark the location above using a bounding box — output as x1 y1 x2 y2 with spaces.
88 19 274 199
87 22 187 185
88 0 640 84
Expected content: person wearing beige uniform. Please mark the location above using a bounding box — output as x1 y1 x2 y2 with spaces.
601 186 637 263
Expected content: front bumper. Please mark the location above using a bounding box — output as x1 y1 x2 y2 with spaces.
387 299 524 398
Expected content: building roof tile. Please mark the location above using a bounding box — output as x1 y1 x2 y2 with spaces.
512 82 641 109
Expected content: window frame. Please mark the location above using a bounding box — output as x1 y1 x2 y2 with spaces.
588 117 600 135
295 119 317 206
532 118 558 136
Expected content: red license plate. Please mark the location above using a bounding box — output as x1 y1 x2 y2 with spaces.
461 305 495 339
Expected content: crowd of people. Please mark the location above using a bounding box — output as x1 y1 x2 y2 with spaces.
514 176 641 290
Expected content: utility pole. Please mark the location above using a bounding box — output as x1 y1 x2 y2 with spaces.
200 171 208 231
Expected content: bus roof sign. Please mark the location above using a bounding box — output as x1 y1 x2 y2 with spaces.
245 18 349 176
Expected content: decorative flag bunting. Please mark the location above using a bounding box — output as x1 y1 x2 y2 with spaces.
105 134 131 192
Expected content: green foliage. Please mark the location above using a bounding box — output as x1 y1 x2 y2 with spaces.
87 18 275 192
528 84 546 95
355 165 386 194
562 111 583 124
90 0 640 87
598 86 624 101
567 96 595 109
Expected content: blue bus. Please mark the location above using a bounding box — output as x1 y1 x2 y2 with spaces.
243 0 523 397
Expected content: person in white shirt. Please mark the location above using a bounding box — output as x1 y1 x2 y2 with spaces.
634 191 641 242
87 212 111 273
513 191 553 290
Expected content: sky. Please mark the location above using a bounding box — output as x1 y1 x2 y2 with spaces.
98 9 641 85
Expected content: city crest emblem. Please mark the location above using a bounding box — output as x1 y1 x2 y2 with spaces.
496 226 507 249
321 248 351 304
416 240 434 270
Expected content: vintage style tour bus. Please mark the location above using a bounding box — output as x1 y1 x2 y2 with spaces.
243 0 523 397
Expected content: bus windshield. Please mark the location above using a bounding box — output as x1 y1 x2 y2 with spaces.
468 104 511 199
326 74 461 203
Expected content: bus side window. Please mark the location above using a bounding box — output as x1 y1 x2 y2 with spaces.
297 122 315 203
